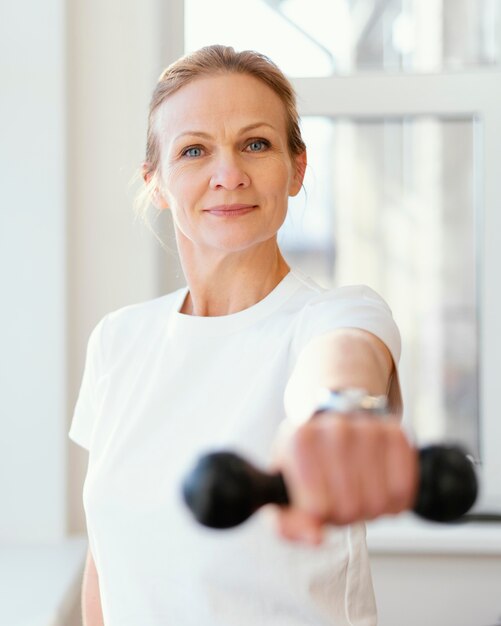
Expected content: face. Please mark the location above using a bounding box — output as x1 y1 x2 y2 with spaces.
150 73 306 257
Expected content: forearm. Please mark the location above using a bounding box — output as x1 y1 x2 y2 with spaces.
284 328 394 426
82 551 105 626
273 328 414 543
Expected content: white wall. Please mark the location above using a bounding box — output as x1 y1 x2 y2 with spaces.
0 0 67 543
0 0 183 542
66 0 184 535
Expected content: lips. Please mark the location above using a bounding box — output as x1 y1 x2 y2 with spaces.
204 204 257 216
205 204 256 212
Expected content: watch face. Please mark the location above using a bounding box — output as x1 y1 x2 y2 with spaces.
315 388 388 416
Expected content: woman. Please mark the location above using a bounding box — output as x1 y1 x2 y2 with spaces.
69 45 417 626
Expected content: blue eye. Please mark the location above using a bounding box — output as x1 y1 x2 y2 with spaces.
248 139 269 152
183 146 203 158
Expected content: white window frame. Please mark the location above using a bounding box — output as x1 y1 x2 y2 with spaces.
293 71 501 511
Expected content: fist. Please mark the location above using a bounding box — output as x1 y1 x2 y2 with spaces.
270 413 418 545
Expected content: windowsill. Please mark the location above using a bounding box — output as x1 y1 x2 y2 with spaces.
0 535 88 626
366 512 501 555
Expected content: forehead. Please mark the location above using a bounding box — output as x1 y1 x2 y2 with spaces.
154 73 288 140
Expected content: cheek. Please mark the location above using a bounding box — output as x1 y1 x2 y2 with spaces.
161 166 202 209
257 158 292 195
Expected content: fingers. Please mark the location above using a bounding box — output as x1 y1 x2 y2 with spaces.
272 506 324 546
280 422 330 520
344 418 388 522
319 417 361 524
384 423 419 513
272 414 418 543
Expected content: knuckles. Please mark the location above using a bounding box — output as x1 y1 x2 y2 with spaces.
289 421 317 453
363 496 389 520
278 415 415 526
333 502 363 526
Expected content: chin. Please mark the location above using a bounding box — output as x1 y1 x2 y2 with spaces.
206 235 272 253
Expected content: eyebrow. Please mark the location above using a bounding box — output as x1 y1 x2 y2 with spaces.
173 122 277 143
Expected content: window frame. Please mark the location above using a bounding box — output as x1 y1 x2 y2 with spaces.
293 71 501 511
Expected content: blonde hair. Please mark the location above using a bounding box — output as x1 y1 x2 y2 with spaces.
132 45 306 227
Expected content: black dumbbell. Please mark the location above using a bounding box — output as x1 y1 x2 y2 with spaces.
182 445 478 529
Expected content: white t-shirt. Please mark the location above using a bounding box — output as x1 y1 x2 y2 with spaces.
69 266 402 626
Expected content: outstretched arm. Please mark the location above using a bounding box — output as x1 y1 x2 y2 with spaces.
272 328 417 544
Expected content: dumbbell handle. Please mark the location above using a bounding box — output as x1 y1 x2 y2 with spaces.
182 445 478 529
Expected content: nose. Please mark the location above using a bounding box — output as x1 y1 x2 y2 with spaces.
209 152 250 190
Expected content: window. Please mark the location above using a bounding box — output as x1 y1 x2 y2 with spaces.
185 0 501 76
283 116 479 457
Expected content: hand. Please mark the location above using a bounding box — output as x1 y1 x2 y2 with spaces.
270 413 419 545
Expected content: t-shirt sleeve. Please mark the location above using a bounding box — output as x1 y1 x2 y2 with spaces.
288 285 403 418
68 315 108 451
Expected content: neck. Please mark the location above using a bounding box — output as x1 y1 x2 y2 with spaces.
177 240 290 317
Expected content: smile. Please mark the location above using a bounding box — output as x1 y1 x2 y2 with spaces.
204 204 257 217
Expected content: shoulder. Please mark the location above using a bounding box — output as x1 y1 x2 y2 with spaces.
289 267 393 318
306 284 391 309
106 289 180 327
296 283 396 338
289 274 401 365
92 288 184 359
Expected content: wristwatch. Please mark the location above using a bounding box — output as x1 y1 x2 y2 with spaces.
312 387 388 417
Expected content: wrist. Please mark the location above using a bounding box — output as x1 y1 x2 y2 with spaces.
283 386 389 430
312 387 388 418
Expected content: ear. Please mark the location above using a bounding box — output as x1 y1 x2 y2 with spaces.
142 162 169 210
288 150 307 197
